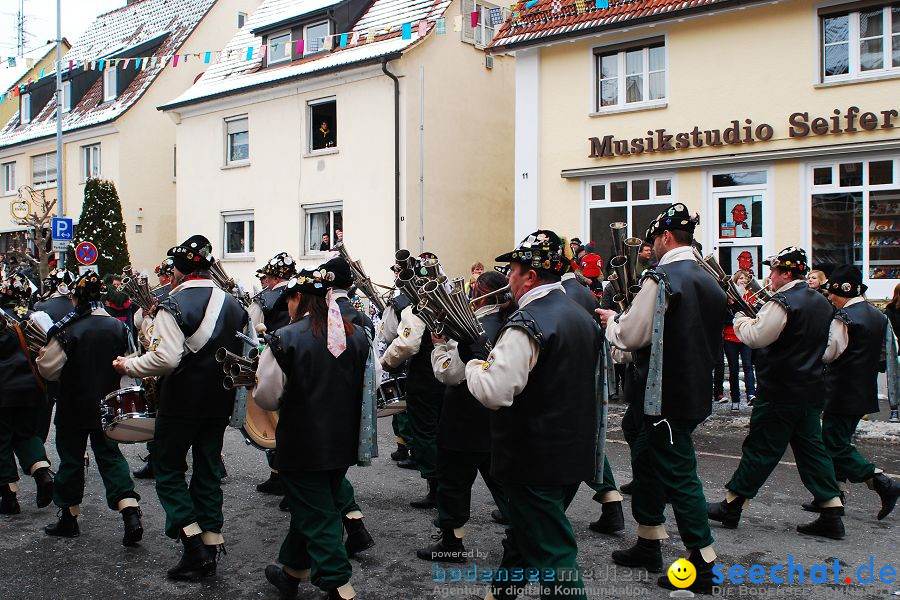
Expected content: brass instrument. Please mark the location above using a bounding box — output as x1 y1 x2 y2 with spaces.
209 259 252 307
606 273 628 312
692 248 758 318
745 278 773 308
22 318 47 353
468 284 510 306
394 249 419 273
216 343 259 390
421 277 487 346
121 266 156 313
608 222 644 308
333 242 388 314
396 268 423 306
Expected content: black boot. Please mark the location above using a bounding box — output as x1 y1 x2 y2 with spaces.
796 507 845 540
416 528 466 562
265 565 301 600
45 508 80 537
707 495 744 529
33 467 54 508
257 471 284 495
217 457 228 479
589 501 625 535
167 531 216 580
132 460 154 480
390 444 409 462
619 481 635 495
657 549 716 595
121 507 143 547
801 491 845 514
0 484 20 515
410 478 437 509
611 538 663 573
397 450 417 470
279 496 289 512
343 516 375 556
872 473 900 520
490 509 508 525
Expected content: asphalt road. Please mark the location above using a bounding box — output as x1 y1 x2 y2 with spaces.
2 402 899 600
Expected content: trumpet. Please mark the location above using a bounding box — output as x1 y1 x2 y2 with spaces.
468 284 510 306
333 242 388 314
692 248 758 318
209 259 251 307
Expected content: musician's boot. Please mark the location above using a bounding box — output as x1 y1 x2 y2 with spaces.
33 467 54 509
611 537 663 573
132 458 154 480
167 529 215 580
264 565 306 600
707 494 744 529
410 478 437 509
657 549 716 595
257 471 284 495
416 528 467 563
121 506 143 547
619 480 635 495
490 509 508 525
343 516 375 556
279 496 289 512
589 501 625 535
801 492 845 513
326 583 356 599
870 473 900 520
390 443 409 462
797 507 845 540
397 448 417 470
44 506 80 537
217 456 228 479
0 483 20 515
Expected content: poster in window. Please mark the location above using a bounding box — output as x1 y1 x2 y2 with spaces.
718 194 763 238
718 245 762 279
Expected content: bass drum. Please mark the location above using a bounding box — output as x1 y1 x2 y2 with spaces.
240 390 278 450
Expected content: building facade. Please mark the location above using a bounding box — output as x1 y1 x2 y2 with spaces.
161 0 515 288
492 0 900 297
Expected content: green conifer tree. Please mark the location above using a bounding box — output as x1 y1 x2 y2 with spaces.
67 178 130 275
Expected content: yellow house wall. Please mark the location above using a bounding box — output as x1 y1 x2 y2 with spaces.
0 45 69 127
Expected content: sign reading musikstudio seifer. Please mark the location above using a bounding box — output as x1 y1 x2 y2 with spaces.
588 106 899 159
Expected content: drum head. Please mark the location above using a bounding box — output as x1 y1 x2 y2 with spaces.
105 416 156 443
241 390 278 450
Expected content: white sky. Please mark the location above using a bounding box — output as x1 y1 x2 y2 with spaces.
0 0 125 57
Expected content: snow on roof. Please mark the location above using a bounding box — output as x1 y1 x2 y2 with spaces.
0 0 216 149
249 0 344 32
0 43 60 94
163 0 451 110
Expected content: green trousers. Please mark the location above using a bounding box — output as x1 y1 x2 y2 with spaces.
585 457 618 501
621 401 643 449
631 417 713 550
391 412 413 446
492 482 584 600
0 406 48 485
37 388 56 442
434 447 509 530
53 427 138 511
727 401 842 503
279 468 353 592
153 416 226 539
822 413 876 484
337 476 360 515
405 390 442 480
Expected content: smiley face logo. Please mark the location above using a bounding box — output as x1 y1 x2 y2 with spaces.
667 558 696 589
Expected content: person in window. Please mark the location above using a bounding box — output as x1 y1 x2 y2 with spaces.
335 228 343 244
314 120 335 150
319 233 331 251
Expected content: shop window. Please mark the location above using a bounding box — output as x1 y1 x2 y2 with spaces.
595 39 666 111
839 162 863 186
225 115 249 165
267 30 292 66
223 211 254 257
655 179 672 197
82 144 101 181
32 152 57 188
610 181 627 202
590 185 605 201
821 4 900 81
871 160 894 185
811 192 864 272
712 171 767 187
813 167 833 185
304 21 330 55
308 99 337 152
2 162 15 194
304 203 342 254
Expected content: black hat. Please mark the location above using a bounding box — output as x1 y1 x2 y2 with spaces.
167 234 213 273
72 270 103 302
826 265 867 298
155 257 175 277
322 256 354 289
763 246 809 274
495 230 572 275
645 203 699 242
256 252 297 280
274 267 337 310
45 267 75 295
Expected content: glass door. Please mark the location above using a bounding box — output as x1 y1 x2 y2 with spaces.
708 170 769 279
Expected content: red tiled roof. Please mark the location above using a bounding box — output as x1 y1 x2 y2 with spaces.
489 0 757 50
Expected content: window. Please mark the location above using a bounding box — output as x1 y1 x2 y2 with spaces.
586 175 674 259
225 116 249 164
82 144 101 180
103 67 117 102
821 4 900 80
20 93 31 124
268 30 292 65
223 211 255 257
32 152 57 188
462 0 505 47
712 170 768 278
304 21 330 55
308 99 337 152
596 40 665 111
304 204 342 254
238 12 247 28
2 162 14 194
61 80 71 113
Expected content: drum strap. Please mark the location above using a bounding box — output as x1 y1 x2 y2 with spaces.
184 287 227 354
14 324 46 393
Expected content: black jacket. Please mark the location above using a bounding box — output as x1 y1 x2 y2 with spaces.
825 300 886 415
34 295 73 322
0 310 44 408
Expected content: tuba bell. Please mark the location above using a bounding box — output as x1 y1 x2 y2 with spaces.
334 242 388 314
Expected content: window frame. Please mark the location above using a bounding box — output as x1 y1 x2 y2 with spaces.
820 4 900 82
224 115 250 166
303 20 331 56
267 29 293 66
61 80 72 113
82 143 101 181
103 67 117 102
1 162 15 195
20 93 31 125
307 97 338 154
303 202 343 256
221 210 255 259
31 152 57 189
238 12 248 28
583 173 678 242
593 37 668 113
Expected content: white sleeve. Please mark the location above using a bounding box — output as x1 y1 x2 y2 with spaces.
605 278 660 351
733 301 788 349
380 305 401 345
36 337 67 382
822 318 849 364
252 347 287 411
381 306 426 369
123 309 185 377
431 340 465 386
248 302 265 333
465 328 540 410
610 346 633 364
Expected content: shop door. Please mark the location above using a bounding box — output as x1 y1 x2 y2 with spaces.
707 170 769 280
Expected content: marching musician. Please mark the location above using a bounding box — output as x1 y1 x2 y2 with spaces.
707 247 846 540
36 271 143 547
253 267 369 600
249 251 297 497
113 235 248 580
0 273 54 515
381 253 446 508
465 230 602 599
807 266 900 519
34 267 76 443
416 270 511 563
598 204 725 594
380 265 415 465
154 257 175 301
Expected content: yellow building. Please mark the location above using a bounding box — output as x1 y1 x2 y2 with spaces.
160 0 515 288
0 42 71 133
491 0 900 298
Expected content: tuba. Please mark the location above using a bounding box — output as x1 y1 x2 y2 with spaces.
333 242 388 314
120 266 156 313
608 222 644 308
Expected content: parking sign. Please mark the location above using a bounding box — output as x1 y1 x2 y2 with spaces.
52 217 74 240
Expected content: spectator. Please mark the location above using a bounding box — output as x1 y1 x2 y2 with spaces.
319 233 330 251
637 242 653 274
569 238 583 257
720 270 756 407
313 120 336 150
335 228 344 243
807 269 828 295
103 273 139 345
466 261 485 299
885 283 900 423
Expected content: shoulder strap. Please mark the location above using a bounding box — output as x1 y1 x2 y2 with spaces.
13 324 45 392
184 287 228 354
501 309 545 348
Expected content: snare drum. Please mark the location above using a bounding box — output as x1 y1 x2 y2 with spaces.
100 386 156 443
377 374 407 417
240 390 278 451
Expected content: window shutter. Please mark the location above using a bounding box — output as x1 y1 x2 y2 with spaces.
461 0 476 44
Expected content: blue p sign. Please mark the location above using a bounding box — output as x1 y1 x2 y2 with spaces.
52 217 73 240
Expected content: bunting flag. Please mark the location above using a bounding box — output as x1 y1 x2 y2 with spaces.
470 11 479 28
245 47 253 60
294 39 305 54
98 59 106 70
551 0 563 11
525 0 539 8
418 20 428 37
172 54 179 67
436 17 446 34
454 15 463 32
490 7 503 24
366 28 376 42
204 51 211 63
6 57 14 67
596 0 609 6
323 35 333 51
402 22 412 40
340 33 348 47
136 57 143 69
351 31 360 45
39 68 45 78
575 0 586 13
